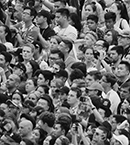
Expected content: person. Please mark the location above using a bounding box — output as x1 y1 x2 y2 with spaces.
54 135 70 145
54 8 78 42
49 35 61 51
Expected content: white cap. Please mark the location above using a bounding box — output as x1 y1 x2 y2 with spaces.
113 134 129 145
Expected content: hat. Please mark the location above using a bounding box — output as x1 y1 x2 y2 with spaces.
23 100 35 109
113 134 129 145
33 106 44 116
20 113 36 129
59 86 69 95
11 62 26 73
87 82 104 92
6 99 19 108
118 31 130 39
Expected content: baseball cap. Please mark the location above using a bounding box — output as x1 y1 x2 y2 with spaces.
113 134 129 145
118 31 130 39
87 82 104 92
11 62 26 73
6 99 19 108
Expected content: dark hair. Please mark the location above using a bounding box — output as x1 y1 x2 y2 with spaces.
104 12 116 22
111 45 124 55
70 69 84 82
102 40 109 52
50 49 64 61
33 41 43 53
84 2 96 12
119 61 130 72
115 1 129 23
113 114 126 124
12 91 24 103
24 6 37 19
87 70 102 81
29 60 40 76
37 84 49 94
87 14 99 23
55 69 68 79
70 87 82 98
54 0 66 5
70 13 82 32
105 29 118 45
38 10 51 24
62 39 73 52
22 138 34 145
27 78 37 87
103 72 117 87
40 111 55 127
56 8 70 19
55 60 66 70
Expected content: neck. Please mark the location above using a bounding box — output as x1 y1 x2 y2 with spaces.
104 87 111 94
25 21 32 28
23 59 30 65
70 101 79 108
118 75 129 83
60 21 69 29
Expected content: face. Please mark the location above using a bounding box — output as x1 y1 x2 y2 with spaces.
50 81 57 95
104 31 113 44
98 108 105 119
84 34 94 47
18 121 30 137
118 36 129 47
0 54 6 68
120 87 130 100
85 74 95 87
67 90 78 106
85 48 94 62
116 64 129 78
88 89 97 97
28 93 37 104
6 74 17 89
0 103 9 114
101 76 108 89
37 86 45 95
110 117 117 131
49 53 60 67
55 13 63 25
50 38 59 50
121 99 129 109
84 5 94 18
37 99 49 111
22 9 31 22
25 79 36 93
93 40 104 51
13 67 22 76
87 19 97 31
12 93 22 104
92 128 106 144
26 62 32 74
31 129 40 142
36 15 45 25
52 64 60 73
37 74 46 86
109 50 119 62
54 124 63 137
54 1 65 12
22 46 33 61
58 42 67 54
105 19 115 29
0 26 6 39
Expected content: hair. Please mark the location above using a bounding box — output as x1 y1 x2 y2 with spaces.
62 39 73 52
55 60 66 70
37 84 49 94
23 43 35 53
84 2 96 13
29 60 40 76
70 13 82 32
105 29 118 45
87 70 102 81
111 45 124 56
70 87 82 98
33 41 43 53
26 78 37 88
87 14 99 23
115 1 129 23
12 91 24 103
24 6 37 18
54 0 66 5
40 111 55 127
58 135 70 145
38 10 51 24
119 61 130 72
113 115 126 124
103 72 117 87
98 126 109 140
56 8 70 18
55 69 68 79
50 35 62 44
50 49 64 61
104 12 116 22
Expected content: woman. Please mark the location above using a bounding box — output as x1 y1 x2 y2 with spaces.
109 1 130 34
12 91 24 106
49 35 61 51
54 135 70 145
104 29 118 46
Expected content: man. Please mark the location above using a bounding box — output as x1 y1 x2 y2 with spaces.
18 120 33 139
16 7 38 45
58 39 76 72
109 45 124 70
22 43 35 64
37 111 55 135
54 8 78 42
101 72 120 114
36 9 55 48
67 87 81 114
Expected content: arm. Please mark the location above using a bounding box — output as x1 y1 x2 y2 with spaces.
42 0 54 11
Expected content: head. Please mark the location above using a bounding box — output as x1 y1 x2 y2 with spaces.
104 29 118 45
54 135 70 145
49 35 61 51
55 8 70 26
85 48 94 63
13 62 26 76
116 61 130 78
118 33 130 47
109 45 124 63
67 87 81 107
87 14 98 31
12 91 24 105
36 84 49 95
25 78 37 94
54 0 66 12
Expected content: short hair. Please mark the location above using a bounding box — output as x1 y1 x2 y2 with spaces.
62 39 73 52
87 71 102 81
84 2 96 12
40 111 55 127
103 72 117 87
70 69 84 82
111 45 124 55
23 43 35 53
50 49 64 61
55 60 66 69
24 6 37 18
113 115 126 124
33 41 43 53
70 87 82 98
119 61 130 72
56 8 70 18
38 10 51 24
39 70 53 83
55 69 68 79
87 14 99 23
38 84 49 94
104 12 116 22
102 40 109 52
54 0 66 5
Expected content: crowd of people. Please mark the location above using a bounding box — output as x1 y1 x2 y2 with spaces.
0 0 130 145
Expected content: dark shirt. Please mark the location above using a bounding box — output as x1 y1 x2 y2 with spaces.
40 26 55 40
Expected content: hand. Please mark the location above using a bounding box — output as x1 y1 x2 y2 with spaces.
78 123 84 136
33 27 41 35
70 124 77 136
98 50 106 60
